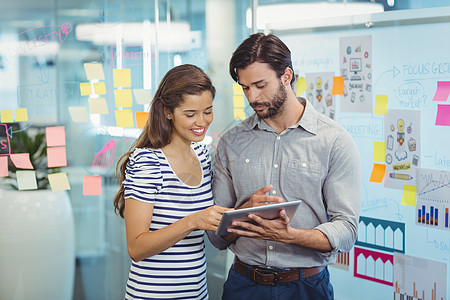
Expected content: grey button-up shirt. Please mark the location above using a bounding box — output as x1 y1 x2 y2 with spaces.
207 98 361 268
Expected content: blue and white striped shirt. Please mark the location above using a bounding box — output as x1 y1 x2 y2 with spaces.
123 143 213 300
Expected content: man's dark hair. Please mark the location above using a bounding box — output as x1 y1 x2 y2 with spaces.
229 33 295 86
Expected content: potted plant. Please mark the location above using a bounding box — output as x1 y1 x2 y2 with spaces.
0 125 75 300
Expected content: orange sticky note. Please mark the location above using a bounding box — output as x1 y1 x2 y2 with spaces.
10 153 34 169
369 163 386 183
16 170 38 190
113 69 131 87
48 172 71 191
331 76 345 95
93 82 106 95
401 184 417 206
83 176 101 195
115 109 134 127
46 126 66 147
114 89 133 107
0 156 8 177
135 112 149 129
47 146 67 168
80 82 92 96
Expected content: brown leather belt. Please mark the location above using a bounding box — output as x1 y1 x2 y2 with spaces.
233 257 324 286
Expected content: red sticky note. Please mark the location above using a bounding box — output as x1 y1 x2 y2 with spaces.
432 81 450 102
135 112 149 129
435 104 450 126
46 126 66 147
10 153 34 169
369 163 386 183
83 176 102 195
47 146 67 168
0 156 8 176
331 76 345 95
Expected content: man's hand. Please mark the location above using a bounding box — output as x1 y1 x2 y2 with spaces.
238 185 283 209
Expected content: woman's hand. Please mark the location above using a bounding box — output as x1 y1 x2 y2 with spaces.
189 205 232 231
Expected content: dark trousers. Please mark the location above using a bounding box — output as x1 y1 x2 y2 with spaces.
222 265 334 300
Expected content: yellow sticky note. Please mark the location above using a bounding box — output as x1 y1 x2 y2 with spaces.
233 95 245 108
331 76 345 95
15 108 28 122
401 184 417 206
115 109 134 127
133 89 152 105
88 97 109 114
114 89 133 107
68 106 90 122
374 95 388 115
80 82 92 96
296 77 307 97
47 146 67 168
16 170 38 190
48 172 71 191
135 112 149 129
93 82 106 95
1 110 13 123
373 141 386 162
233 108 245 120
369 163 386 183
84 63 105 80
233 83 244 95
113 69 131 88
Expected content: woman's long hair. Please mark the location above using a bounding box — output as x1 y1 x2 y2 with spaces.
113 64 215 218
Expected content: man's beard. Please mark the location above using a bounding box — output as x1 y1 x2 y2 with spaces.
250 80 287 119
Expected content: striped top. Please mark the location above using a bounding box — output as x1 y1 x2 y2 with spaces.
122 143 213 300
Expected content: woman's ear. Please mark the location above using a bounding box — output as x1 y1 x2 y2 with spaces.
163 108 172 120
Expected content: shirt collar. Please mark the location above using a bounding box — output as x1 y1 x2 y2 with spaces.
243 97 318 135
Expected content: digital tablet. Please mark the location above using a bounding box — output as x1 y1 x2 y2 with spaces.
215 200 302 236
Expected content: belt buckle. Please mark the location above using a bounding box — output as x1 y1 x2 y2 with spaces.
271 272 278 286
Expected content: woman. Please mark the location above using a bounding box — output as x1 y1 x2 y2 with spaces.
114 64 229 300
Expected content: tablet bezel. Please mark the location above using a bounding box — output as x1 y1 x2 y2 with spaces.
215 200 302 236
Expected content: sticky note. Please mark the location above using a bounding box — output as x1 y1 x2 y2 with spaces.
435 104 450 126
374 95 388 115
15 108 28 122
233 108 245 120
135 112 149 129
432 81 450 102
331 76 345 95
233 95 245 108
296 77 307 97
1 110 13 123
401 184 416 206
113 68 131 87
10 153 34 169
114 89 133 107
115 109 134 127
84 63 105 80
47 146 67 168
88 97 109 114
46 126 66 147
80 82 92 96
16 170 38 190
48 172 71 191
83 176 101 195
93 82 106 95
369 163 386 183
233 83 244 95
373 141 386 162
0 156 8 177
133 89 152 105
69 106 90 122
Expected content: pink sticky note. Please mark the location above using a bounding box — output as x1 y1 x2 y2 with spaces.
47 146 67 168
369 163 386 183
435 104 450 126
0 156 8 176
10 153 34 169
46 126 66 147
331 76 345 95
83 176 102 195
432 81 450 102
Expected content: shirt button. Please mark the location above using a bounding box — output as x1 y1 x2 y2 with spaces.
302 162 307 168
276 136 281 140
272 190 277 194
274 164 279 168
268 245 274 250
245 159 250 163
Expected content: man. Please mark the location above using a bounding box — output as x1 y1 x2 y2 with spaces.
207 33 361 300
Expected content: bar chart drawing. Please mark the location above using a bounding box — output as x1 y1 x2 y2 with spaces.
354 247 393 286
331 252 350 271
393 252 447 300
416 168 450 231
356 216 405 253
